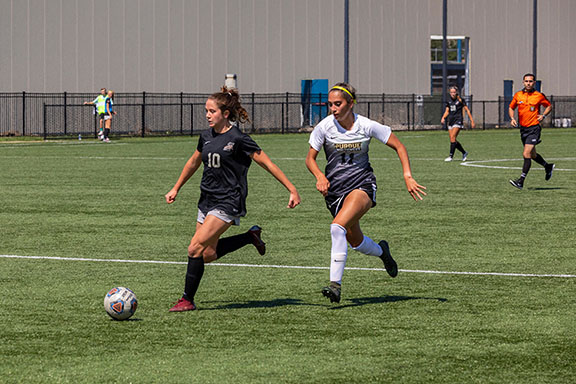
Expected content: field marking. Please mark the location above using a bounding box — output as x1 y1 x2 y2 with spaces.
1 254 574 278
0 154 443 162
461 158 576 171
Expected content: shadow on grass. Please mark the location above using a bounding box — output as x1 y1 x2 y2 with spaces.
202 298 324 310
527 187 565 191
328 295 447 310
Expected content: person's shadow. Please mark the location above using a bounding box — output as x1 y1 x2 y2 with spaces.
328 295 447 310
202 298 324 310
201 295 447 310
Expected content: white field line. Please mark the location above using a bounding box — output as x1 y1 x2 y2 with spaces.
461 158 576 171
1 254 575 278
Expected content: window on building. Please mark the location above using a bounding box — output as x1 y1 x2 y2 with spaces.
430 36 470 95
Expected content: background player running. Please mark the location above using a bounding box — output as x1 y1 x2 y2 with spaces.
508 73 554 190
440 86 475 162
306 83 426 304
166 87 301 312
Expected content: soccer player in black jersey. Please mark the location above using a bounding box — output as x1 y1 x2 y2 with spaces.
306 83 426 303
440 86 475 162
165 87 301 312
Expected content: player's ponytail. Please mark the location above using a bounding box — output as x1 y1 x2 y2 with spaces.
209 87 251 123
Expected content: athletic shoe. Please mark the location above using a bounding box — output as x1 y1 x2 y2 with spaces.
321 282 341 303
509 178 524 190
444 156 453 162
462 152 469 162
545 163 555 181
378 240 398 278
169 297 196 312
103 138 111 143
248 225 266 255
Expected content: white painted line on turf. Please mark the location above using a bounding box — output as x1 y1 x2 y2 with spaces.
461 158 576 171
1 254 575 278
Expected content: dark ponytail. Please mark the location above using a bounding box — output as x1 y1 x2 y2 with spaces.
209 86 251 123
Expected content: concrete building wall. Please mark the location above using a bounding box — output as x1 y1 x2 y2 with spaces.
0 0 574 99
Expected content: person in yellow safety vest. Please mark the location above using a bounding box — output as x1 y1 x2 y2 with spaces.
84 88 107 139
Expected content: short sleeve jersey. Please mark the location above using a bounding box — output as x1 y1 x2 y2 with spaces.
309 114 391 198
509 89 551 128
196 125 261 217
445 97 467 126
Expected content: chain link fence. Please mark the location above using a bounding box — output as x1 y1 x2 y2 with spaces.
1 92 574 138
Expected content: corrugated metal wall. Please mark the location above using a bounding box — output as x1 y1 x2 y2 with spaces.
0 0 574 99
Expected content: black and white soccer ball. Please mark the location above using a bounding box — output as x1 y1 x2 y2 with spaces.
104 287 138 320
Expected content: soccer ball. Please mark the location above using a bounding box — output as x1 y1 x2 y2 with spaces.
104 287 138 320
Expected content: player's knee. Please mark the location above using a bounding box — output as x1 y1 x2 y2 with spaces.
187 241 205 258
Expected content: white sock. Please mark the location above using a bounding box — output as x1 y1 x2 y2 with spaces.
330 224 348 284
352 235 383 257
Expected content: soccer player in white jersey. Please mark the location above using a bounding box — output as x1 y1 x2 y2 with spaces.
306 83 427 303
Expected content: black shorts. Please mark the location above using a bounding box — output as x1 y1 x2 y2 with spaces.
325 182 377 218
98 113 106 120
520 125 542 145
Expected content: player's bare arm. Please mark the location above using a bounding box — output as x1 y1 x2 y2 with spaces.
165 150 203 204
305 147 330 197
385 133 427 201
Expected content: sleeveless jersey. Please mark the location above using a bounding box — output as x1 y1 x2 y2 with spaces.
309 114 391 198
92 95 107 114
445 97 466 126
196 125 261 217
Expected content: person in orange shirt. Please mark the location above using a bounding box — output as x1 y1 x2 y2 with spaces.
508 73 554 189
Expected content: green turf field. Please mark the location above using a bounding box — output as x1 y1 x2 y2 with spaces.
1 129 574 383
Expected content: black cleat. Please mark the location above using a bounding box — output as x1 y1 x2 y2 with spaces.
248 225 266 255
378 240 398 278
321 282 341 303
545 163 555 181
509 178 524 190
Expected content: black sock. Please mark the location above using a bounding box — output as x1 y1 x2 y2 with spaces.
216 232 252 259
533 153 547 167
455 141 465 153
449 142 456 157
183 257 204 301
104 128 110 139
522 158 532 177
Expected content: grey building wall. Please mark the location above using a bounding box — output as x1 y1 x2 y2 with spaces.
0 0 574 99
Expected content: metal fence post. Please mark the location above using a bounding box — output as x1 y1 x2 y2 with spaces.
64 91 68 135
180 92 184 134
281 99 285 134
412 93 415 130
190 103 194 136
550 95 555 127
142 91 146 137
406 102 410 130
251 92 255 132
482 101 486 130
22 91 26 136
285 92 289 132
42 102 46 140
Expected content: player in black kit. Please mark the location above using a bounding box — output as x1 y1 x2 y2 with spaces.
440 86 475 162
165 87 301 312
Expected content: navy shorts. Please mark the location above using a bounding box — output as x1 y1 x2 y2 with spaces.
520 125 542 145
325 182 377 218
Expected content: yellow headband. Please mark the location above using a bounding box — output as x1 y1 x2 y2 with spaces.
331 86 356 103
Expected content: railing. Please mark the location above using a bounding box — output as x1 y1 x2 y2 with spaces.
1 92 574 138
